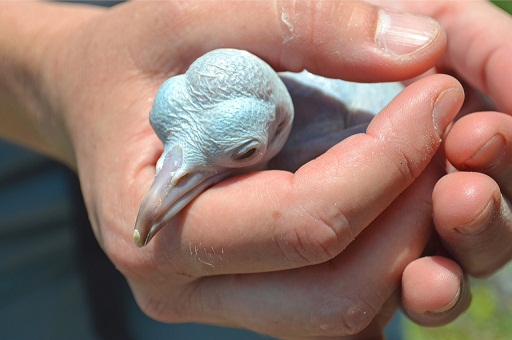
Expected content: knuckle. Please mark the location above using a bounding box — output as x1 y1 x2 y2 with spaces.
131 279 200 324
275 0 378 71
278 1 375 43
274 204 353 266
309 296 378 336
379 116 441 183
392 147 417 183
136 295 172 322
135 293 190 325
379 138 420 185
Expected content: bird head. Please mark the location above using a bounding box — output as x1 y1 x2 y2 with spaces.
134 49 293 247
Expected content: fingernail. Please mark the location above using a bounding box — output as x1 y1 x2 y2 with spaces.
431 286 461 313
456 198 495 235
465 133 506 169
433 88 464 136
376 9 440 56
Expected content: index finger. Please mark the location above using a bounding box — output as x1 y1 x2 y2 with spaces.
136 74 463 276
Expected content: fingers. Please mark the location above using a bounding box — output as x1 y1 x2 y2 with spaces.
401 256 471 327
440 2 512 114
157 163 441 338
385 0 512 113
125 74 463 277
445 111 512 198
121 1 446 81
432 172 512 277
439 111 512 276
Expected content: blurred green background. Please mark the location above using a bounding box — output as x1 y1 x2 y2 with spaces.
494 0 512 13
403 266 512 339
403 2 512 339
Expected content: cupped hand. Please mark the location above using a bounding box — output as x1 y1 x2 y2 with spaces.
37 1 461 337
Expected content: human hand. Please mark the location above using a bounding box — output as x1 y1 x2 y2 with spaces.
17 1 464 337
366 0 512 326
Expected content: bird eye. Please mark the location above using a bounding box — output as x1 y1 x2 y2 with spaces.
277 119 286 131
233 147 257 161
275 118 289 137
231 141 261 162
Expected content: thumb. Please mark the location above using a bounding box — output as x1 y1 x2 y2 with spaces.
128 1 446 81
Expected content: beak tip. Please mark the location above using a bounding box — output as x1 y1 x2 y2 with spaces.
133 229 146 248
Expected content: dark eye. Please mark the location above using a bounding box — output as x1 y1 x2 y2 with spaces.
274 118 289 139
276 120 285 133
233 147 256 161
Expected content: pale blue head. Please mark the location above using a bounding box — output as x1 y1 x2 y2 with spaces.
134 49 294 247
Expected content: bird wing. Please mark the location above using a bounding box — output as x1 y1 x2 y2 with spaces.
269 72 404 172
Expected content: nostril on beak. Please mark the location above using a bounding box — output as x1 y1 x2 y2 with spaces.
173 173 190 187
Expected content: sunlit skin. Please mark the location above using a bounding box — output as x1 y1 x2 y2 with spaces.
6 1 511 335
134 49 294 247
134 48 403 247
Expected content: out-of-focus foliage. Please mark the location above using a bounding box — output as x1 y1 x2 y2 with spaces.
493 0 512 13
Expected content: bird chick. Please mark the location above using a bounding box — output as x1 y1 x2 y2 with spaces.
134 49 294 247
134 49 405 247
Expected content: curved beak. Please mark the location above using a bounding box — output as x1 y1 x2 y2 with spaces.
133 147 227 247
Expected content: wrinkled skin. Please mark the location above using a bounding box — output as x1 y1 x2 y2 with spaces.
38 2 454 337
2 0 512 338
371 0 512 326
133 47 404 247
134 49 295 247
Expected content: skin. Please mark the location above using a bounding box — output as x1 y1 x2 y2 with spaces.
0 0 509 338
134 49 295 247
368 0 512 326
134 50 404 247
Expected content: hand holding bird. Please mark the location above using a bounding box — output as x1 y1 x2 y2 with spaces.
134 49 404 247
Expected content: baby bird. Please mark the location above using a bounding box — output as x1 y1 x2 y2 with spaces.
133 48 403 247
134 49 294 247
